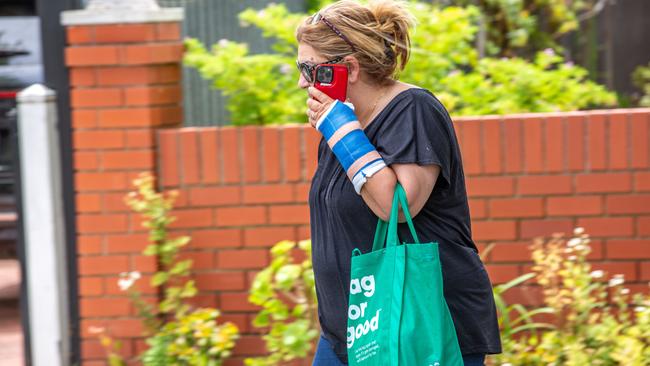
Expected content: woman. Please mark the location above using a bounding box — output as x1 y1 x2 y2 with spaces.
297 1 501 365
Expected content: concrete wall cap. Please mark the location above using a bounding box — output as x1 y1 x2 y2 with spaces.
86 0 160 11
61 8 183 26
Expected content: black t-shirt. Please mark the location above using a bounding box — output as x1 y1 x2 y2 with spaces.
308 88 502 362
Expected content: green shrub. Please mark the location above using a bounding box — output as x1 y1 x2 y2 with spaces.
632 62 650 107
245 240 319 366
91 173 239 365
438 49 616 115
142 309 239 366
492 272 555 360
124 173 198 321
183 1 617 125
451 0 604 57
183 5 305 126
494 228 650 365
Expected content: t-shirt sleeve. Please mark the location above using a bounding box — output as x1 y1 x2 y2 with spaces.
374 92 453 187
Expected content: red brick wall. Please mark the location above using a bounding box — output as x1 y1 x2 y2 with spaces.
65 21 184 364
155 110 650 364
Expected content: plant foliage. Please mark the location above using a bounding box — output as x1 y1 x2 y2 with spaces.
183 1 616 125
245 240 319 366
494 228 650 365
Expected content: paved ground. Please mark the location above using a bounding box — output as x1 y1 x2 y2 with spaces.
0 259 23 366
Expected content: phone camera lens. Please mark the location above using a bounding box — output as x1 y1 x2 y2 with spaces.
316 66 334 83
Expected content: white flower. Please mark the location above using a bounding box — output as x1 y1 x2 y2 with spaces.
589 270 604 278
117 271 140 291
118 278 134 291
564 61 574 68
609 274 625 287
635 306 647 313
568 255 577 261
621 288 630 295
543 48 555 56
567 238 581 247
218 39 229 47
573 227 585 235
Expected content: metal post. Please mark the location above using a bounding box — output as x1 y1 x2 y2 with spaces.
16 84 69 366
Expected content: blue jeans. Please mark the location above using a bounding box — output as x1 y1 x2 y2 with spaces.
313 335 346 365
312 335 486 366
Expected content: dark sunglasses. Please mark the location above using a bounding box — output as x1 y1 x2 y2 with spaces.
311 12 357 52
295 56 343 83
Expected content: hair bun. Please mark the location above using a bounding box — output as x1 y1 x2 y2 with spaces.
367 0 414 73
368 0 413 37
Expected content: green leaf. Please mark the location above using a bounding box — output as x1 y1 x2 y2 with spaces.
253 312 271 327
180 280 198 298
169 236 191 248
270 240 295 258
170 259 193 276
274 264 301 289
510 322 556 334
151 271 169 287
495 272 536 294
143 244 159 256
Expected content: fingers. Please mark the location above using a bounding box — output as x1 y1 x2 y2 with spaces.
307 98 320 111
308 86 333 104
305 98 318 127
306 108 317 128
306 87 335 129
306 96 327 128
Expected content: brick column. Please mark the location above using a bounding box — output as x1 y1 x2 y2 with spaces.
62 4 183 364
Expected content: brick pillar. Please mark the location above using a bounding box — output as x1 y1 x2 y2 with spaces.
62 4 183 364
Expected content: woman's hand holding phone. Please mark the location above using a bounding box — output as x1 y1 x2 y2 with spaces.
306 62 349 128
306 87 334 128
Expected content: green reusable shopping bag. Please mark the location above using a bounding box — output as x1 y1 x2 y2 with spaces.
346 183 463 366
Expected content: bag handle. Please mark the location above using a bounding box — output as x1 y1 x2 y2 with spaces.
371 183 420 251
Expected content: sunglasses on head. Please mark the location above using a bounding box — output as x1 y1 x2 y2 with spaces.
310 12 357 52
295 56 343 84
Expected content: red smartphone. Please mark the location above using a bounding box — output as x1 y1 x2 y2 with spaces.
314 64 348 102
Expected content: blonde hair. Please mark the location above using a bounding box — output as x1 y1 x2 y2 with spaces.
296 0 415 85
